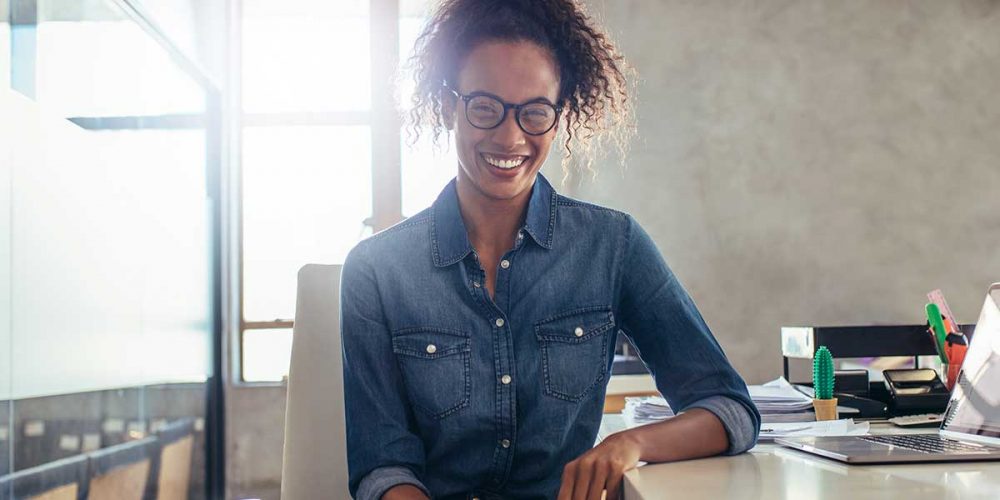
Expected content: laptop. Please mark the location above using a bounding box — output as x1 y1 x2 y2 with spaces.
776 283 1000 464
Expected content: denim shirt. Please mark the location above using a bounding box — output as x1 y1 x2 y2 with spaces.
341 174 760 500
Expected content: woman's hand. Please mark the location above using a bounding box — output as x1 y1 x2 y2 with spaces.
557 408 730 500
556 430 642 500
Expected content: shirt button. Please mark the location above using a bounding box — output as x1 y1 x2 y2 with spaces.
501 374 511 385
472 281 481 288
517 231 524 239
574 326 584 337
500 259 510 269
501 439 511 448
495 318 505 327
426 344 437 354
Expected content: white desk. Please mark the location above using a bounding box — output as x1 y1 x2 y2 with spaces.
599 415 1000 499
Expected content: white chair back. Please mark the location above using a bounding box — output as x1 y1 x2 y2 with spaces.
280 264 348 499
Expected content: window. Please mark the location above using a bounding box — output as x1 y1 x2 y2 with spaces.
237 0 360 381
239 0 464 381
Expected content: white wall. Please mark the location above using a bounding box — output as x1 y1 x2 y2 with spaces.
577 0 1000 383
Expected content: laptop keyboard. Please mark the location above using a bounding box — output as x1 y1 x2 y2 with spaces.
861 435 990 454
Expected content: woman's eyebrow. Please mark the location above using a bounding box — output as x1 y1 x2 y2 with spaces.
524 96 556 105
466 90 556 105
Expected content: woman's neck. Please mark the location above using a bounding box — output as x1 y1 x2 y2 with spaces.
455 178 531 255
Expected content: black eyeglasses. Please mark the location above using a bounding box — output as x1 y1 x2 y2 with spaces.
447 86 562 136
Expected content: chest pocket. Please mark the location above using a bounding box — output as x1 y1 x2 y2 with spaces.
392 328 471 419
534 306 615 402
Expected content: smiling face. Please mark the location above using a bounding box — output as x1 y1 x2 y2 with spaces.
447 40 561 204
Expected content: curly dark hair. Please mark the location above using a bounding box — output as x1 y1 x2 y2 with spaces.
405 0 636 179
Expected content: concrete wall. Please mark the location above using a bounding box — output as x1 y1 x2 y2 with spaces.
575 0 1000 384
227 385 286 500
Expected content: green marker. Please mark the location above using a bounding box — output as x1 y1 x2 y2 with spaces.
926 303 949 364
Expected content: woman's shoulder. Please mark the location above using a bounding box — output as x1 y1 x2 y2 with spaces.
346 209 433 264
553 193 634 231
555 193 629 218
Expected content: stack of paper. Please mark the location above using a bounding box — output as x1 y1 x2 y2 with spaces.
748 377 814 413
623 396 674 425
623 377 820 427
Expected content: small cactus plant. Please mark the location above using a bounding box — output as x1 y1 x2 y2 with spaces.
813 346 835 400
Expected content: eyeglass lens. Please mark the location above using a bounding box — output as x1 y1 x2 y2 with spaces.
465 95 556 135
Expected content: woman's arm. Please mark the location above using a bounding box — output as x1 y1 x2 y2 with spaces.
342 246 431 499
558 408 727 500
612 216 761 450
555 216 761 499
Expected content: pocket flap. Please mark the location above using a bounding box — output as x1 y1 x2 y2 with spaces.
392 328 470 359
535 306 615 342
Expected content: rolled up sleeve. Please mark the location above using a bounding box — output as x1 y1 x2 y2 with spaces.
356 466 431 500
685 395 759 454
342 244 430 497
616 216 761 454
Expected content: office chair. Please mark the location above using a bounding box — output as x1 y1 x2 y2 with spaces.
280 264 349 499
0 454 88 500
146 419 194 500
85 437 156 500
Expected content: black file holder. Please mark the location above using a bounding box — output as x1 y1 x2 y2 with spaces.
781 324 975 405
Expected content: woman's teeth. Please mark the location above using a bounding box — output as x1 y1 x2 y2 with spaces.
483 154 526 169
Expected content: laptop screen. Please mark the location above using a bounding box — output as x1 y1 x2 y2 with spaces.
942 285 1000 438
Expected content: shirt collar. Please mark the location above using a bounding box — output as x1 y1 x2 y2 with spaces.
431 174 557 268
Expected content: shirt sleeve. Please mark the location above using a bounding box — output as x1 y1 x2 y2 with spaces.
685 395 759 454
341 244 430 497
356 466 431 500
616 216 761 454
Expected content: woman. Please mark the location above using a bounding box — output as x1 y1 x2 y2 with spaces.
341 1 760 499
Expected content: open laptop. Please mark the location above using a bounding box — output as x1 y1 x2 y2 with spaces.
776 283 1000 463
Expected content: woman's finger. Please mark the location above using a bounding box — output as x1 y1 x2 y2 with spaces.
604 467 625 500
557 460 578 500
584 459 610 500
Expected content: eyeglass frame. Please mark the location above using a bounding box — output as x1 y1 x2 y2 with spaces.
446 85 563 136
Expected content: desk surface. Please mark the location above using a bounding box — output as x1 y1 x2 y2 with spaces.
600 415 1000 500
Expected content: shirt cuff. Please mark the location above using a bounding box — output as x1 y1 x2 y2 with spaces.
685 395 759 455
355 465 430 500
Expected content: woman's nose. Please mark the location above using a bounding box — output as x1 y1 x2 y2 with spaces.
490 111 526 147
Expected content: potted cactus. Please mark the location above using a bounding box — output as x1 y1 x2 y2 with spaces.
812 345 838 421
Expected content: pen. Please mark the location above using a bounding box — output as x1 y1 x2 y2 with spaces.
760 426 812 433
926 303 949 364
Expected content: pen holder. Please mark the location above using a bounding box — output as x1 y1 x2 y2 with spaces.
813 398 838 421
945 363 960 391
